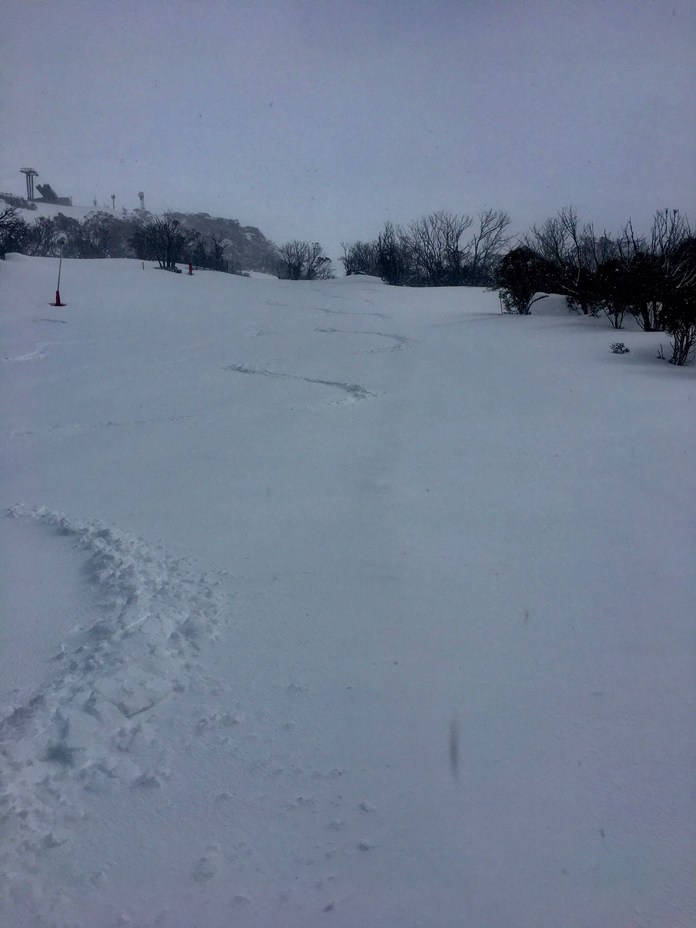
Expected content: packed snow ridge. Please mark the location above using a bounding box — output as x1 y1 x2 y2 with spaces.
0 506 227 893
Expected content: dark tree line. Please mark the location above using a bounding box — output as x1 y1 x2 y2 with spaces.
3 199 694 365
130 217 242 273
495 208 696 365
1 207 143 259
0 206 276 273
0 207 245 274
340 209 512 287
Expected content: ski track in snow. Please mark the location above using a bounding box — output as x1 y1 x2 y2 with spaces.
314 327 411 353
267 291 389 319
1 414 197 441
311 305 390 320
224 364 376 400
0 506 228 901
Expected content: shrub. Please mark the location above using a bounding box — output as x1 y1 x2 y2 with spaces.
0 206 30 257
595 259 630 329
662 288 696 365
496 246 552 314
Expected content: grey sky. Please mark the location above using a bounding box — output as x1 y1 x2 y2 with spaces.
2 0 694 261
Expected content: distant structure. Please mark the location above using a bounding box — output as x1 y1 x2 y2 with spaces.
111 194 116 209
19 168 72 206
138 191 145 210
35 183 72 206
20 168 39 201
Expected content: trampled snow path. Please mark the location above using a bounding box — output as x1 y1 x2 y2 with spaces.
0 506 227 900
1 342 51 362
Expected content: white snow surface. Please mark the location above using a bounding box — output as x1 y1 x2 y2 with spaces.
1 254 694 928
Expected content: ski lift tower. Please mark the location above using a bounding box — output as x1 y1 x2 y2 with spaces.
20 168 39 201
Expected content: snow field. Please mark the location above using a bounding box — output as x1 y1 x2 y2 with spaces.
0 255 694 927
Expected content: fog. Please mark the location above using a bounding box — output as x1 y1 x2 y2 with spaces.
2 0 695 256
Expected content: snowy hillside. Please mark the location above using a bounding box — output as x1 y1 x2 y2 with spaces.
0 197 95 223
0 197 280 272
1 255 694 928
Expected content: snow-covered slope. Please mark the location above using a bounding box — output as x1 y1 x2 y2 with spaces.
1 256 694 927
3 199 96 222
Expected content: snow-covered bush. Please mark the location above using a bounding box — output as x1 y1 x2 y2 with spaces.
610 342 630 354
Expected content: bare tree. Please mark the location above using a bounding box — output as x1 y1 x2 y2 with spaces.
464 208 512 285
406 211 472 286
612 211 694 332
652 211 696 361
277 240 308 279
651 208 692 268
304 242 333 279
526 207 600 314
613 221 663 330
347 209 510 287
376 222 412 286
277 241 333 280
142 215 197 269
208 233 227 271
27 216 61 257
340 240 381 276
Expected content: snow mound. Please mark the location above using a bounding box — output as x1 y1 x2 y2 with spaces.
0 506 227 897
332 273 385 285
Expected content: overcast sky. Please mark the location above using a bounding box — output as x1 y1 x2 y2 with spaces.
2 0 694 261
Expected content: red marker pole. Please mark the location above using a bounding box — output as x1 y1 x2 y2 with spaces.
52 244 65 306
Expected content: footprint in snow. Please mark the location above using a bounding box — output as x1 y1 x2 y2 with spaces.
192 845 222 882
